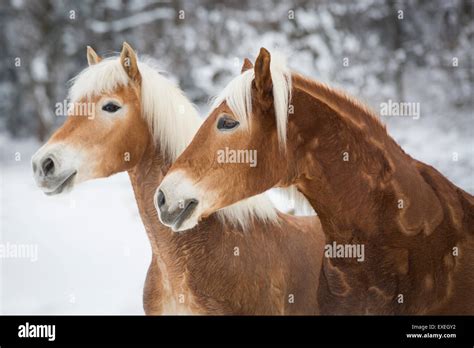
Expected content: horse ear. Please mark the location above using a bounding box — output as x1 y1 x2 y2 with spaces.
241 58 253 73
120 42 141 83
254 48 272 97
87 46 102 66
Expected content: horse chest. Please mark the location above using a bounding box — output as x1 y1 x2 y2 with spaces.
158 277 201 315
159 293 200 315
151 254 203 315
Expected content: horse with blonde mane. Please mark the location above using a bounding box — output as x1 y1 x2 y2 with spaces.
32 43 324 315
157 48 474 315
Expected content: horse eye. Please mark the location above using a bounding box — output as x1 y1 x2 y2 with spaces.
217 116 239 131
102 103 121 113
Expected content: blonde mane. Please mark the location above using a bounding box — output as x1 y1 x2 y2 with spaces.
210 51 314 215
68 56 279 228
211 52 292 147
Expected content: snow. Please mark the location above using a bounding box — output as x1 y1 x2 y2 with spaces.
89 8 175 33
1 137 151 314
31 54 48 82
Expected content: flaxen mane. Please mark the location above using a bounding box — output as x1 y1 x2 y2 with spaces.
68 56 279 229
211 54 315 214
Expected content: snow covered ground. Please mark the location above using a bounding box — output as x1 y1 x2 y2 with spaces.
0 101 472 314
0 137 150 314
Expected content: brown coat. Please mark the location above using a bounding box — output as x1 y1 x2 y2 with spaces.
130 140 324 314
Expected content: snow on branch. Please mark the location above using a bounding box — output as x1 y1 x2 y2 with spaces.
89 8 175 33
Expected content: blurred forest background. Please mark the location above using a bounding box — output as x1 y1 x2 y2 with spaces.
1 0 472 140
0 0 473 313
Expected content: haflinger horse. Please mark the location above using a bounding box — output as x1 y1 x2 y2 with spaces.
31 43 325 315
157 48 474 315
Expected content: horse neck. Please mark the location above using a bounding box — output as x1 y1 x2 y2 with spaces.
126 126 229 283
289 77 473 313
126 134 181 271
290 80 419 238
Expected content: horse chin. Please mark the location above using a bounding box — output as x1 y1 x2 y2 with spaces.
170 213 199 233
44 171 77 196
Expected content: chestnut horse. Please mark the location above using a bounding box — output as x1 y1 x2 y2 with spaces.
31 43 324 315
157 48 474 315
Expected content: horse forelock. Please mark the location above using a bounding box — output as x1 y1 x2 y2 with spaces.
68 56 202 161
211 51 292 147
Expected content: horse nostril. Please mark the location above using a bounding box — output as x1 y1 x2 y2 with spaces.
157 190 166 209
42 157 55 177
186 198 199 208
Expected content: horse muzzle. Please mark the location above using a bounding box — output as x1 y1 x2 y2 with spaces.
32 146 78 195
154 188 199 232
